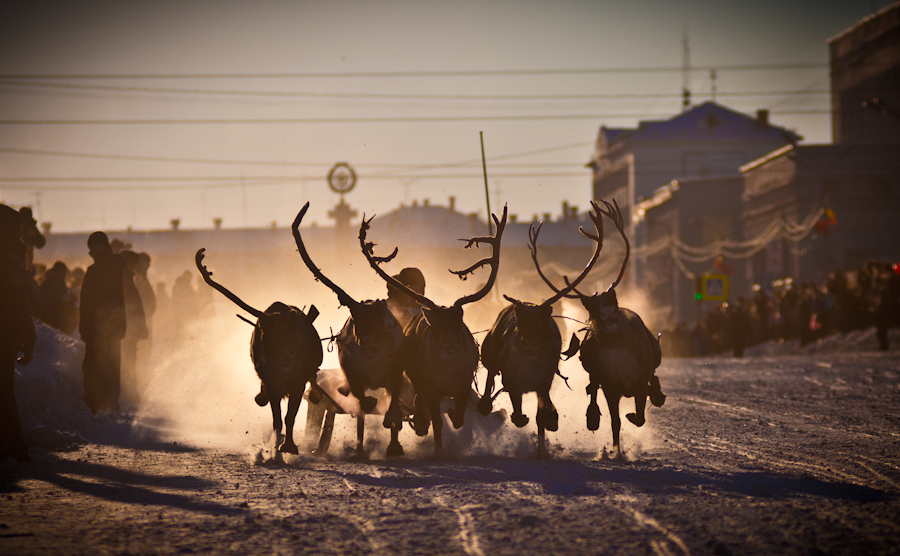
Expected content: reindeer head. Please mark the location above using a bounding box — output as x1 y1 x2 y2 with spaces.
349 299 399 356
531 199 629 332
523 199 606 326
359 205 508 342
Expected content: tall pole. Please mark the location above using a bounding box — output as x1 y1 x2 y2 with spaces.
480 131 493 235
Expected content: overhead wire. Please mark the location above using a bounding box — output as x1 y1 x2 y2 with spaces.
0 63 828 80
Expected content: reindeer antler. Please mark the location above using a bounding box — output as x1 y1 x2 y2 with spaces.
359 214 438 311
595 198 629 289
195 248 266 319
452 205 508 307
530 201 605 302
292 202 357 308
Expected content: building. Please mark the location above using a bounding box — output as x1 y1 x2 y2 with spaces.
588 101 800 295
740 143 900 287
829 1 900 144
636 176 745 325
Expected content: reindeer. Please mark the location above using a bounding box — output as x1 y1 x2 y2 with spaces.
540 200 666 457
360 206 508 458
194 248 323 455
292 203 408 458
478 202 605 457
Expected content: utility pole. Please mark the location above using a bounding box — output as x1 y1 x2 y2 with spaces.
682 27 691 111
710 69 717 102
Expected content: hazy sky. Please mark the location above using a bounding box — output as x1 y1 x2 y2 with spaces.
0 0 887 232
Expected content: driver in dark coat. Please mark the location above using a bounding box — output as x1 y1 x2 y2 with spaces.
0 204 36 462
79 232 129 414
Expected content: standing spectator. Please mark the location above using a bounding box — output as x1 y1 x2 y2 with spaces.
18 206 45 277
0 204 36 462
38 261 76 334
727 299 752 358
80 232 130 414
119 251 147 406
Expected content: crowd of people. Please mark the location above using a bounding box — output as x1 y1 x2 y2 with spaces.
662 261 900 358
0 203 221 462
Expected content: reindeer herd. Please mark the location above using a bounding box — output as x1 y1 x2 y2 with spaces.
194 198 666 460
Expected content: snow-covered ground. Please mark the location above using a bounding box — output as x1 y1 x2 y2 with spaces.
2 322 899 554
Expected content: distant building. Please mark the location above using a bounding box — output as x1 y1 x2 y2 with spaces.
829 1 900 143
636 176 745 325
588 101 800 292
740 143 900 286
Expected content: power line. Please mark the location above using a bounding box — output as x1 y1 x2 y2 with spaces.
0 141 593 168
0 171 593 193
0 110 832 126
0 79 831 101
0 63 828 80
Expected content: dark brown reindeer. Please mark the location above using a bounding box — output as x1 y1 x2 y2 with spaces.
292 202 408 458
478 202 605 457
540 200 666 457
195 248 323 455
361 206 508 458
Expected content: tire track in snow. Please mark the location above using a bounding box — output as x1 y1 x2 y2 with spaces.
433 496 485 556
851 458 900 491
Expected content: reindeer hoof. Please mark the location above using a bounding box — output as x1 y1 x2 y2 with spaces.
413 415 430 437
626 413 645 427
386 440 404 458
449 410 465 430
254 391 268 407
649 376 666 407
278 442 299 455
383 407 402 430
359 395 378 413
477 397 493 416
586 404 601 431
511 412 530 428
536 408 559 431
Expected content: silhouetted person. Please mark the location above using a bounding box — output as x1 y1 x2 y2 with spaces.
18 206 45 277
119 251 147 406
876 266 900 350
0 204 36 462
39 261 77 334
727 299 751 358
80 232 129 414
386 267 425 330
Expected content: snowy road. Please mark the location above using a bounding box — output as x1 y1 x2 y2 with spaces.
3 352 900 555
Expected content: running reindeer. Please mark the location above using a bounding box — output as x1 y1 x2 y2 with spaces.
361 206 508 458
292 202 408 458
478 202 605 457
541 199 666 457
195 248 323 455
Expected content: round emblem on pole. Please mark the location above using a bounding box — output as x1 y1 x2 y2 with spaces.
327 162 357 195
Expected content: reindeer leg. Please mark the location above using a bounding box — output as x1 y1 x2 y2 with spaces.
510 391 529 428
353 414 368 459
626 391 647 427
386 426 404 458
352 385 378 414
429 396 444 459
412 394 431 437
477 369 497 416
536 392 559 432
449 388 468 430
269 398 284 448
586 383 601 431
537 422 548 459
278 393 302 454
313 410 335 456
606 392 623 458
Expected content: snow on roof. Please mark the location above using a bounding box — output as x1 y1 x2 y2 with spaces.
602 102 801 147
